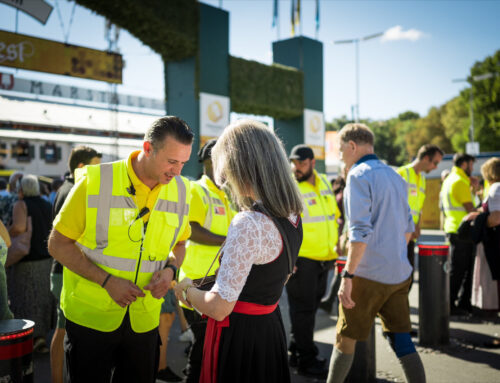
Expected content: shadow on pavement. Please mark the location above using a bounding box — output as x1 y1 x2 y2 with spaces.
414 328 500 371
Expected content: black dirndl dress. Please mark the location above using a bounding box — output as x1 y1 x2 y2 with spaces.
201 210 303 383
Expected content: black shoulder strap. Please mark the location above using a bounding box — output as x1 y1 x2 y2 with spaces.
252 203 294 274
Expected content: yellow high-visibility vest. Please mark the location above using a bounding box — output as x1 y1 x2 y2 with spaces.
180 176 235 285
440 166 471 234
297 171 339 261
397 164 426 225
61 160 190 333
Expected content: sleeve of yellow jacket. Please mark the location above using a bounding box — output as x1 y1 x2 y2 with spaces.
53 176 87 241
451 180 472 205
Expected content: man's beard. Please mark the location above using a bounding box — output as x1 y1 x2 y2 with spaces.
295 167 313 182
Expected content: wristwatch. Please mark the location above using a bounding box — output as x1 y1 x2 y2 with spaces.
340 269 355 279
163 261 177 277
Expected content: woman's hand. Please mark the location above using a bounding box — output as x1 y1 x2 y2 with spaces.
463 211 480 222
174 278 193 308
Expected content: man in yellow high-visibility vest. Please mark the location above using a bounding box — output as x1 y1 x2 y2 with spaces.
288 145 340 379
397 144 443 288
440 153 477 315
48 116 193 383
178 139 236 382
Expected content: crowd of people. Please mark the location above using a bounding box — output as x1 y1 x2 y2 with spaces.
0 116 499 383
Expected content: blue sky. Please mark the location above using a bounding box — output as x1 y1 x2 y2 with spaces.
1 0 499 122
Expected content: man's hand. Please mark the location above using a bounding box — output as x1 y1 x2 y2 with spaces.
104 275 145 308
144 268 175 299
411 225 421 241
338 278 355 309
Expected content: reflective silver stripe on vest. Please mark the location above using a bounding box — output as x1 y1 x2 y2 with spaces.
141 258 168 273
319 175 333 193
410 208 419 216
405 168 418 189
199 185 213 230
327 214 336 221
168 176 188 252
420 187 426 194
87 163 136 248
209 196 223 206
302 216 326 223
78 243 137 272
302 192 316 198
155 200 189 216
443 192 466 212
321 190 333 196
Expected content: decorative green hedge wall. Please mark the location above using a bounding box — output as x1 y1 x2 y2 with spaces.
75 0 198 62
230 56 304 120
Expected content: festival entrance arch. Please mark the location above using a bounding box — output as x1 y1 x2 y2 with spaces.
75 0 325 177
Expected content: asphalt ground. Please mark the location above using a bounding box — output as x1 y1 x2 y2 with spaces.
30 230 500 382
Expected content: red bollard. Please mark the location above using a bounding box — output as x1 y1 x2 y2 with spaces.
0 319 35 382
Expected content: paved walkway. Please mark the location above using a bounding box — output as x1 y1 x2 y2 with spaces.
31 272 500 383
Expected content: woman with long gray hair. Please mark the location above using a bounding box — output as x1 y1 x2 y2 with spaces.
7 174 54 353
174 119 303 382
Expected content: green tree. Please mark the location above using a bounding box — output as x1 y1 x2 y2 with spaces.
441 96 469 152
468 49 500 152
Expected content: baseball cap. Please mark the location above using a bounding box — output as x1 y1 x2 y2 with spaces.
289 144 314 161
198 139 217 162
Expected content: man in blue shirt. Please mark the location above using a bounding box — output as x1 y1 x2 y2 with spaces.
326 123 426 383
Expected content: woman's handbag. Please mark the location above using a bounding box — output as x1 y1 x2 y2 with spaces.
192 243 224 291
5 217 32 268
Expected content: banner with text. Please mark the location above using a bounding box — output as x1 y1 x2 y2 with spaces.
0 30 123 83
304 109 325 160
200 92 230 147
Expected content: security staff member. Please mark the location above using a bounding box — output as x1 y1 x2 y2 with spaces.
288 144 340 379
440 153 477 315
179 139 236 382
48 116 193 383
397 144 443 287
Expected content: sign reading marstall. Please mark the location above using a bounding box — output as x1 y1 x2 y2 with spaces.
0 30 123 83
199 92 230 148
304 109 325 160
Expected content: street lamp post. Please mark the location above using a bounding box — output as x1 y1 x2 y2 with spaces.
452 72 497 154
334 32 383 122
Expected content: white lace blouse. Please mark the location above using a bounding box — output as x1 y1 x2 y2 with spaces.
211 211 295 302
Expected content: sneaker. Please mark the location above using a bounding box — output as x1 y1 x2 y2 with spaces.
157 366 183 382
178 328 194 343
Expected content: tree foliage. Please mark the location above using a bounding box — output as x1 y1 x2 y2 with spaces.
467 49 500 152
327 49 499 165
75 0 198 62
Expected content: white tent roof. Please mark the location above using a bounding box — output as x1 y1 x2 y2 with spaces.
0 96 161 135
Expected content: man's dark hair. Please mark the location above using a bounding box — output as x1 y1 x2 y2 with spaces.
453 153 475 167
69 146 102 176
145 116 194 151
417 144 444 161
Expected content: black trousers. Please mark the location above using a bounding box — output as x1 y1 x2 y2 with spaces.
448 233 476 310
182 308 207 383
286 257 329 367
64 312 160 383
